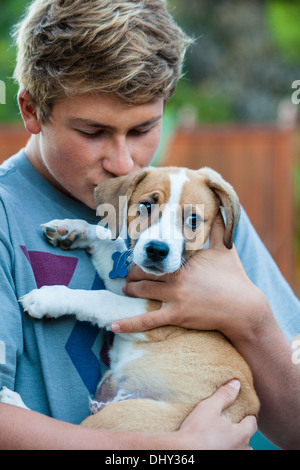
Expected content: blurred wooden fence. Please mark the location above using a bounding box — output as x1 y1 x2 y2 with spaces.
161 124 298 291
0 124 298 292
0 126 29 162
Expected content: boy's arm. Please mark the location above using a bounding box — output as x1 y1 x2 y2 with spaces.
229 306 300 450
0 381 256 450
0 226 24 392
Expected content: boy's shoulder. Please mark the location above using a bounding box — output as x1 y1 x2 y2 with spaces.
0 149 29 189
0 152 20 179
0 159 17 178
0 150 39 212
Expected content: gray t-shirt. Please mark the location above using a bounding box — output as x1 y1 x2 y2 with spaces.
0 149 110 424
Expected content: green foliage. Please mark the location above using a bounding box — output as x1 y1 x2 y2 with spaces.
267 0 300 63
1 0 300 124
168 0 300 123
167 81 236 124
0 0 30 123
0 37 20 122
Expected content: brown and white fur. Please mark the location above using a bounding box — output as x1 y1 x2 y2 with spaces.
2 167 259 431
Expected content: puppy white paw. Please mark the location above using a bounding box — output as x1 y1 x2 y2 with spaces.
20 285 69 319
41 219 91 250
0 387 29 410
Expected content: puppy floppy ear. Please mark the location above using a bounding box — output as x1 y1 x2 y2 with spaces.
94 169 150 239
199 167 240 249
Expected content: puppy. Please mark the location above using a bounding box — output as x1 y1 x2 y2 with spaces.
10 167 260 431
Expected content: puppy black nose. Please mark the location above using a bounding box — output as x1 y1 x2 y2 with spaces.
146 241 170 262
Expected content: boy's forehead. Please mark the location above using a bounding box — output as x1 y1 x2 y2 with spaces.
52 93 164 125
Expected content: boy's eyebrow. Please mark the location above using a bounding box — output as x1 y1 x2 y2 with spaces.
68 115 163 130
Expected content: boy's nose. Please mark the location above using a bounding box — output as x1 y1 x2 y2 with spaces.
102 137 134 176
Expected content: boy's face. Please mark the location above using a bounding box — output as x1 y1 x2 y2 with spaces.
24 93 164 209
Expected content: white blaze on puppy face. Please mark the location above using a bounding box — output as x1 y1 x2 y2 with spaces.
132 169 189 274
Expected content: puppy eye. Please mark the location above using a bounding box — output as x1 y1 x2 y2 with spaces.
185 214 202 230
138 202 152 216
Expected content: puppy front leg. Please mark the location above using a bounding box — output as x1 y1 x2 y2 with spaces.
42 219 128 295
21 286 148 338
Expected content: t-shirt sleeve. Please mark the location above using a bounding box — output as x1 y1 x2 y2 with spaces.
0 199 23 390
234 207 300 341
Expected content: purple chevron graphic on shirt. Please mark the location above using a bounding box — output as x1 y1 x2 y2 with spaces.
21 246 109 395
20 245 78 288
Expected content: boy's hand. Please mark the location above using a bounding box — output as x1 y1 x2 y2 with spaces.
111 214 268 341
176 380 257 450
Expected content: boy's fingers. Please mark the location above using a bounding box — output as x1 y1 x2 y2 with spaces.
111 307 172 333
209 379 241 413
209 213 226 250
207 380 257 441
126 265 153 282
123 279 170 302
237 415 258 442
126 264 170 283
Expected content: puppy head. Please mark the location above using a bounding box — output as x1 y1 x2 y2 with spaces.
94 166 240 275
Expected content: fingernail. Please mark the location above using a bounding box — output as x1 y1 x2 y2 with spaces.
122 284 127 295
228 379 241 390
111 323 120 332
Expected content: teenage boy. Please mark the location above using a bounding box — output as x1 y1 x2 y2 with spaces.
0 0 299 450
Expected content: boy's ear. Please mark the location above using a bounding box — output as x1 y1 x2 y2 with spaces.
94 168 150 239
18 90 41 135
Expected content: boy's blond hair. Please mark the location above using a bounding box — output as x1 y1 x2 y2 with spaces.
13 0 192 123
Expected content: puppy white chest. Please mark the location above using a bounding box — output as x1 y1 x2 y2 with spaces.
109 336 145 377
